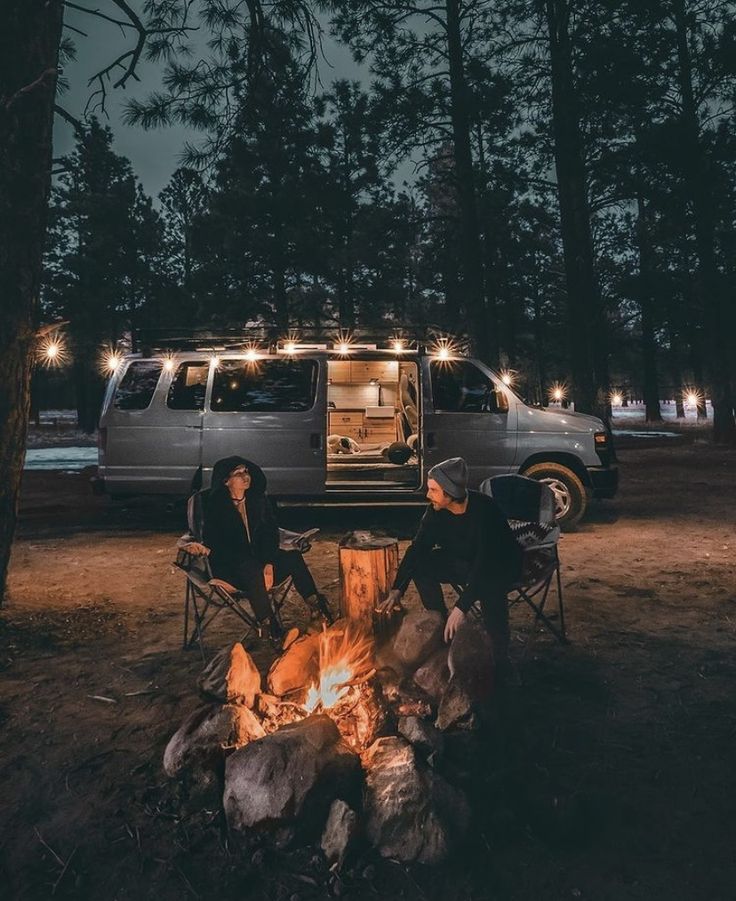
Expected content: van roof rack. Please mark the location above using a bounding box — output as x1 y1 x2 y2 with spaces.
134 326 470 356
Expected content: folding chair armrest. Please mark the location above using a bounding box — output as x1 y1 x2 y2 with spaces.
278 527 319 553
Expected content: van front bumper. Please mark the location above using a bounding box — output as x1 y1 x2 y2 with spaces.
587 465 619 499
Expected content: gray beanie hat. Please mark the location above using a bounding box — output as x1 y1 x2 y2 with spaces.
428 457 468 499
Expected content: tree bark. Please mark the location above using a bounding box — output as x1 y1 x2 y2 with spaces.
544 0 604 417
673 0 735 442
445 0 488 360
635 196 663 422
0 1 64 604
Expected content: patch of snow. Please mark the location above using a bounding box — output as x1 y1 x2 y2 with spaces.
612 430 682 440
25 447 98 471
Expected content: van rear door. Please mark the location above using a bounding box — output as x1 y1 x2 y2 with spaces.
422 358 518 486
201 355 326 495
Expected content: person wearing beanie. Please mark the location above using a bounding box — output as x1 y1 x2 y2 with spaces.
179 456 332 641
383 456 522 670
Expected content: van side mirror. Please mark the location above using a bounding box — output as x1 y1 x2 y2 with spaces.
484 388 509 414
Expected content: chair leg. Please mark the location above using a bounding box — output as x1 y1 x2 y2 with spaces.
556 564 566 641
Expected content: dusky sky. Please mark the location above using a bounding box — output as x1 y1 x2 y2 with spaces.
54 4 366 200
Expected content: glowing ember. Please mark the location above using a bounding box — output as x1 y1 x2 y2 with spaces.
302 624 374 714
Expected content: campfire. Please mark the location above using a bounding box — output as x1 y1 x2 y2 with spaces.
164 608 490 866
262 622 388 754
303 624 374 714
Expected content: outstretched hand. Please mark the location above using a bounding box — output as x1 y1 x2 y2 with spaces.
377 588 403 615
183 541 209 557
444 606 465 643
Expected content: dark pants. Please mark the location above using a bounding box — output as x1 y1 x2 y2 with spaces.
217 549 317 622
412 548 510 664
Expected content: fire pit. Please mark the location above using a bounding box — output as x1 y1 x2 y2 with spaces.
164 609 491 865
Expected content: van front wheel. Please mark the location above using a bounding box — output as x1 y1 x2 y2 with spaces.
522 463 587 530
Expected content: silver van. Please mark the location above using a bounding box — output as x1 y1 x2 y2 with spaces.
96 344 618 527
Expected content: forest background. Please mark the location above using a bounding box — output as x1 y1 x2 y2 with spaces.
35 0 736 437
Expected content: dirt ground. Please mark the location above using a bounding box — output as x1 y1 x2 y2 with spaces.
2 442 735 900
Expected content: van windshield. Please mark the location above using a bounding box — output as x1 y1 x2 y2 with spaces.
211 358 317 412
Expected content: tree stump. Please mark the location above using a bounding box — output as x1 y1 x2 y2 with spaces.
338 532 399 628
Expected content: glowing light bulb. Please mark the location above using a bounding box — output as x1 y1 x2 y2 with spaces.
284 341 296 355
500 370 513 386
46 342 59 360
245 348 259 362
687 392 698 406
105 353 122 373
338 342 350 355
210 355 220 368
553 388 563 401
611 391 623 406
392 339 404 353
162 356 175 372
437 346 450 361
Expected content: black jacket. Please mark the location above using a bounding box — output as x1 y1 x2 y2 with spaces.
393 490 522 612
202 456 279 575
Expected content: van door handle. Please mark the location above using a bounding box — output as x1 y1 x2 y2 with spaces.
426 432 436 449
309 433 322 449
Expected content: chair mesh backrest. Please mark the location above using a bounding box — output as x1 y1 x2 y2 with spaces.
479 474 556 526
480 475 560 587
186 488 209 542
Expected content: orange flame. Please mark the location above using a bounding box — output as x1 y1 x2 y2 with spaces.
303 624 374 714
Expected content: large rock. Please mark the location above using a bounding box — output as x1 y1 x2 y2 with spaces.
321 799 359 868
398 715 444 762
391 610 444 669
362 736 469 864
413 647 450 702
435 616 494 732
198 642 261 707
163 703 266 778
224 714 362 846
435 676 478 732
447 616 494 700
266 633 320 697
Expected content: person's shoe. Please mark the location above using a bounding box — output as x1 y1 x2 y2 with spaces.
263 616 285 645
306 592 334 624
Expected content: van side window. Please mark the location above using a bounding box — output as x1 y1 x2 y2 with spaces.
167 362 209 410
430 360 492 412
113 360 163 411
211 359 318 412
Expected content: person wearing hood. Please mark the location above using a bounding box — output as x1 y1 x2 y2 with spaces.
182 455 331 640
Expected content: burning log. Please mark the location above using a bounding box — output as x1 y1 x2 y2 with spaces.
322 676 391 753
338 532 398 628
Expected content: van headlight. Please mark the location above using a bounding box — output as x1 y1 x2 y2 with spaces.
594 432 608 447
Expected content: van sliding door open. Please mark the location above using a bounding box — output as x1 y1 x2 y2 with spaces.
325 357 420 491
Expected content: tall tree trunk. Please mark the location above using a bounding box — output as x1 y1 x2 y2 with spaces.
635 196 663 422
445 0 487 359
673 0 736 442
476 125 500 364
0 1 63 604
531 266 549 403
544 0 603 417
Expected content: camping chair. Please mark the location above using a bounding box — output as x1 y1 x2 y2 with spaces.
477 474 566 643
174 488 318 659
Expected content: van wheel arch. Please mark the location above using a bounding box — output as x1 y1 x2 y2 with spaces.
518 456 588 530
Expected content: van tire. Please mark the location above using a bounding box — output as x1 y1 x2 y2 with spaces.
521 462 587 530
